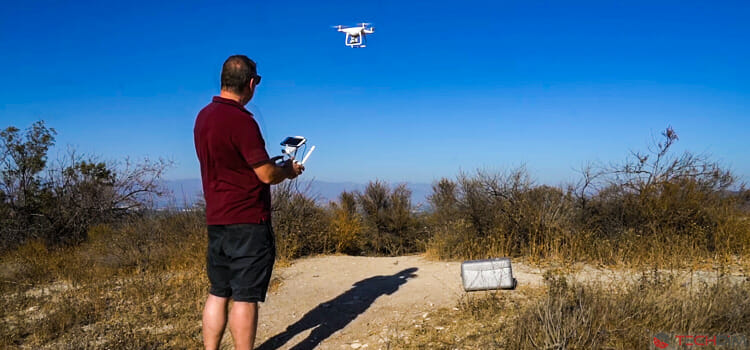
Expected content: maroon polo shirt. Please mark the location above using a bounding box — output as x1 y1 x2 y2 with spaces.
194 96 271 225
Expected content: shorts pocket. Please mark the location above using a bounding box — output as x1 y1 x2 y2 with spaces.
225 224 273 258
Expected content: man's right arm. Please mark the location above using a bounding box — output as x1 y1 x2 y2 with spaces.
253 158 304 185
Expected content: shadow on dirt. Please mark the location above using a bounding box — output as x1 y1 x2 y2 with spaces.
256 267 419 350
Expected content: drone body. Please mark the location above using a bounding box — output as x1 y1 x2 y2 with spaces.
333 23 374 48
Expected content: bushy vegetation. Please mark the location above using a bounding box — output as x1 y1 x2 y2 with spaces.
271 179 424 260
0 121 169 250
425 127 750 266
4 121 746 266
425 168 577 260
271 126 750 267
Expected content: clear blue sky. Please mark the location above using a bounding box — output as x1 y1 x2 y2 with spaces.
1 0 748 185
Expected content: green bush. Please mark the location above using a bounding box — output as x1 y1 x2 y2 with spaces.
0 121 170 250
355 180 424 255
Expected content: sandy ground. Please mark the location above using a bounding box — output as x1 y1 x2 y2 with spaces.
251 255 552 350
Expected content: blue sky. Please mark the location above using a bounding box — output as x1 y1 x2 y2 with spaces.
1 0 748 185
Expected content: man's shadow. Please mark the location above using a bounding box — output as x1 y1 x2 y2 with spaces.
256 267 418 350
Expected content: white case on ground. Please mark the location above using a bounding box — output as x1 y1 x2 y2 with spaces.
461 258 517 291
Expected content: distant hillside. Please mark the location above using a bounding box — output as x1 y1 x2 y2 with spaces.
159 179 431 209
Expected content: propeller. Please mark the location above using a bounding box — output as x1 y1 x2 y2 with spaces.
357 22 371 27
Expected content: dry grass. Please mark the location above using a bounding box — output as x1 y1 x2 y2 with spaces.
0 208 299 349
1 211 213 349
391 269 750 349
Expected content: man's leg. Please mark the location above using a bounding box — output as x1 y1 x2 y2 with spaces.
203 294 230 350
229 301 259 350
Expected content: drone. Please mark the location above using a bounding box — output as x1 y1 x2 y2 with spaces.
333 23 375 48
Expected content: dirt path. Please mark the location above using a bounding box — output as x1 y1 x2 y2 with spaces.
250 255 745 350
253 255 545 350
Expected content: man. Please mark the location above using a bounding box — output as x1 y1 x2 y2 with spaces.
194 55 304 350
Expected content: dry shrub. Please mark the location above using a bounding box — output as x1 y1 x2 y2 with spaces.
426 167 577 261
426 127 750 266
328 191 364 255
577 128 750 264
272 181 332 260
355 180 423 255
82 210 206 272
271 180 425 258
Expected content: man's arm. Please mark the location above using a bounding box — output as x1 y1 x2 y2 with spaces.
252 157 304 185
231 117 304 184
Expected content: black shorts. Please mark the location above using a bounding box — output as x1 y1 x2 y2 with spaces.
206 222 276 302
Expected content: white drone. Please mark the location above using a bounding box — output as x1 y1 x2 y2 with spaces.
333 23 375 48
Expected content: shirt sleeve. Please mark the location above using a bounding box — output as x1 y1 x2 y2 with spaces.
232 116 270 166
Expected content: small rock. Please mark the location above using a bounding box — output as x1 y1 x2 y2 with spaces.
351 342 362 349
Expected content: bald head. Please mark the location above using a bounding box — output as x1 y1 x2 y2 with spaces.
221 55 258 94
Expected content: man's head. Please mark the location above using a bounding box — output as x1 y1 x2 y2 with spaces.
220 55 261 105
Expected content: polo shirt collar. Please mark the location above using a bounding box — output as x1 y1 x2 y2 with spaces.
212 96 253 116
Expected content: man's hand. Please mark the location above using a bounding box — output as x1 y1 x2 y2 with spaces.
281 158 305 179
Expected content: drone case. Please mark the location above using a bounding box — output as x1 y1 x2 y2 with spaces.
461 258 517 291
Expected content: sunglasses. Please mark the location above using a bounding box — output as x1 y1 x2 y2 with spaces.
251 74 262 86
